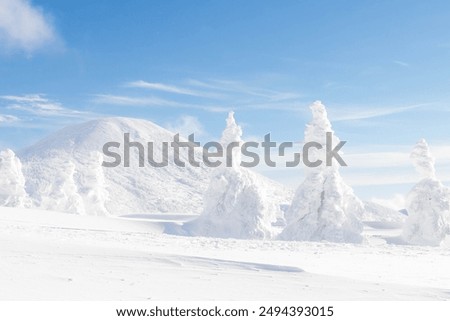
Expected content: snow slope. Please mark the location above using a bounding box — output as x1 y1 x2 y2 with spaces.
361 201 405 227
19 117 209 215
1 206 449 300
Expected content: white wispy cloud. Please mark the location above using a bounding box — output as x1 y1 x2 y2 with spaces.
345 145 450 169
345 151 410 168
393 60 410 67
92 94 229 112
125 80 220 98
251 142 450 192
187 78 302 102
165 115 205 138
96 78 305 113
93 94 178 107
338 144 450 187
1 94 84 117
329 103 429 122
0 114 19 123
0 0 59 54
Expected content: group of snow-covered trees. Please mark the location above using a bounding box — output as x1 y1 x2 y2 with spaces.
185 102 366 243
186 102 450 246
1 101 449 246
0 149 109 216
0 149 29 207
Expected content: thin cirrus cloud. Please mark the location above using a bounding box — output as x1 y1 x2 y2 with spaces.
95 78 304 113
187 78 303 101
125 80 221 98
0 0 60 54
1 94 84 117
93 94 230 113
0 114 19 123
393 60 410 67
93 94 179 107
127 79 303 102
329 103 430 122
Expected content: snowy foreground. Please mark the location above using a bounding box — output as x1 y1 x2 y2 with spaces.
1 207 449 300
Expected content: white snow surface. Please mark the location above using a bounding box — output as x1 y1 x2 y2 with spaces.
0 114 448 300
281 101 364 243
1 206 449 300
185 167 280 239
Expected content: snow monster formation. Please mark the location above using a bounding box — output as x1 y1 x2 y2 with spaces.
402 139 450 246
280 101 364 243
185 112 279 239
0 149 29 207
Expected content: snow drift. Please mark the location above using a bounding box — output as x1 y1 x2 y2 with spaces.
185 112 282 239
280 101 364 243
402 139 450 246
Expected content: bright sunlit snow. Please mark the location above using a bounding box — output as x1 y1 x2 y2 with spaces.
1 103 449 301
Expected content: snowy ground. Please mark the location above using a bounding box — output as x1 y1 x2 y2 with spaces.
1 207 449 300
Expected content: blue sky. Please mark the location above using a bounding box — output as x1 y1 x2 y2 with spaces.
1 0 450 207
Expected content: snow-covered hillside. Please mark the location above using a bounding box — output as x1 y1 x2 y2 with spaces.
14 117 291 216
19 117 209 215
362 201 405 227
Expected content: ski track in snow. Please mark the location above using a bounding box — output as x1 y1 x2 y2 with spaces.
1 207 449 300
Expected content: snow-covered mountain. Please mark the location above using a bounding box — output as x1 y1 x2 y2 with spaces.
17 117 292 216
19 117 210 215
362 201 405 226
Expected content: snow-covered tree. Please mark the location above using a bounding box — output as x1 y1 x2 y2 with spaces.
77 151 109 215
220 111 243 167
410 138 436 179
402 139 450 246
280 101 364 243
0 149 30 207
185 111 278 239
30 153 85 214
